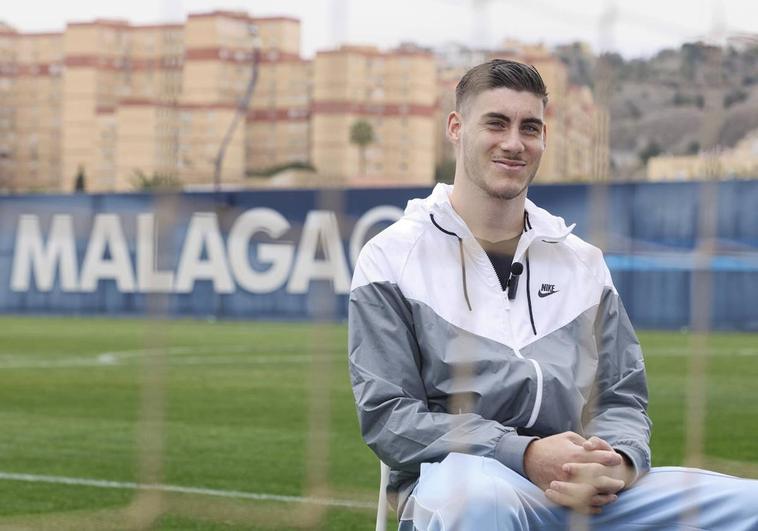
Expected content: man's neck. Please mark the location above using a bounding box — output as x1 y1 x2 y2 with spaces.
449 179 526 243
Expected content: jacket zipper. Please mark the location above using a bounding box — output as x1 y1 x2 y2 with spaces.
500 268 543 429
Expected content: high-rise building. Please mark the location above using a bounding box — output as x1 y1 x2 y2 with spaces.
60 19 186 192
1 11 311 192
2 14 607 192
311 44 437 186
0 24 63 192
178 12 309 187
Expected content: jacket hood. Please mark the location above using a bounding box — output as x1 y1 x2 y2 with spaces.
405 183 576 243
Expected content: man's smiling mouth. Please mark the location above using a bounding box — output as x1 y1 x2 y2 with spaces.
492 159 526 167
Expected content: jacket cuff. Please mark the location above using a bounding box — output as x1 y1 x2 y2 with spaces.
612 442 651 482
493 433 538 478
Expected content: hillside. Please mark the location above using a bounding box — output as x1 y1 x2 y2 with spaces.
556 41 758 179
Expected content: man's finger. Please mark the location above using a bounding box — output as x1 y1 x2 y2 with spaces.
562 463 627 493
577 449 623 466
592 450 623 466
562 461 602 481
583 436 613 452
545 488 602 515
564 431 587 445
564 462 604 477
594 475 627 494
550 480 594 501
590 493 618 507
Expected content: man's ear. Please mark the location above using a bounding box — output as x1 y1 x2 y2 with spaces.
446 111 462 143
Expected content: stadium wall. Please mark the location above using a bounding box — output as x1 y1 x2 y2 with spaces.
0 181 756 330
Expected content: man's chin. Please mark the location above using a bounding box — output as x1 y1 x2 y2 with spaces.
482 181 528 201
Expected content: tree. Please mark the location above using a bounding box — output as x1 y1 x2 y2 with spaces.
74 165 86 193
686 141 700 155
723 89 748 108
132 169 180 191
350 120 375 178
639 141 663 164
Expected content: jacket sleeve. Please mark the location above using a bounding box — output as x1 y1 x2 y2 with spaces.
348 241 536 477
585 283 653 480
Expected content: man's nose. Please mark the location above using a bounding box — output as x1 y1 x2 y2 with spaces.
498 130 525 153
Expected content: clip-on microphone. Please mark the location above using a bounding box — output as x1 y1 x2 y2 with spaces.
507 262 523 300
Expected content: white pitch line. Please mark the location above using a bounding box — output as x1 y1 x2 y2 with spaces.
0 471 374 510
645 347 758 357
0 354 316 370
2 345 754 370
0 357 108 369
0 342 335 370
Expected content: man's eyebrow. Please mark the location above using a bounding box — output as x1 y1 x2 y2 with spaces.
481 113 544 127
481 112 510 122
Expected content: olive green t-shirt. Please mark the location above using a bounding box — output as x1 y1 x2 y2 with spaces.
476 234 521 292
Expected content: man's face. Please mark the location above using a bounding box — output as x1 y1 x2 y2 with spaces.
449 87 546 200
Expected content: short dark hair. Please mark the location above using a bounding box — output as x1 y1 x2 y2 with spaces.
455 59 549 111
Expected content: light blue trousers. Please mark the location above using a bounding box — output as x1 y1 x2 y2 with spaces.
399 453 758 531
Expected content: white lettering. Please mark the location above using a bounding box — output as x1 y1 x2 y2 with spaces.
175 213 234 294
137 213 175 293
228 208 294 294
79 214 136 292
287 211 350 294
10 214 79 292
9 203 404 298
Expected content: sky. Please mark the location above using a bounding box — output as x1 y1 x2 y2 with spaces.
2 0 756 59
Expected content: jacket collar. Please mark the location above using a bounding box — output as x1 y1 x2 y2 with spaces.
407 183 576 247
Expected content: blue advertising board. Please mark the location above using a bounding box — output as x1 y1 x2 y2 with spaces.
0 181 756 330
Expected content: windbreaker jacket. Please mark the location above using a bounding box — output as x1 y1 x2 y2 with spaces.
348 184 651 512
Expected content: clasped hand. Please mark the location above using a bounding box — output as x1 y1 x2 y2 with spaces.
524 432 635 514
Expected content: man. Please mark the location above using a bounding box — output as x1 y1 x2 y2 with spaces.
348 59 758 530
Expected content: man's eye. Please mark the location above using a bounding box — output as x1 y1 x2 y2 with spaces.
487 121 505 128
523 125 540 134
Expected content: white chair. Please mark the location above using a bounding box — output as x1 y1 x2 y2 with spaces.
375 461 391 531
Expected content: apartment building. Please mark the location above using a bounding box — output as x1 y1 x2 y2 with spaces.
60 19 185 191
179 12 309 187
311 44 437 186
647 129 758 181
0 24 63 192
2 13 607 192
1 12 310 192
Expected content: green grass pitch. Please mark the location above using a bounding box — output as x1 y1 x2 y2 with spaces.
0 316 756 530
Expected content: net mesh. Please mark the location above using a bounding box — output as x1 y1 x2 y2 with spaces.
1 1 756 529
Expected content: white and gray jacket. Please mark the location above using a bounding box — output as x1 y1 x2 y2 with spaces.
348 184 651 512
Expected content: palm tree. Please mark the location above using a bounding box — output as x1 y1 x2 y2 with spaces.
350 119 375 178
74 165 86 193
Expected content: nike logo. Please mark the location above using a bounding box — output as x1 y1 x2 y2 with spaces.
538 284 559 298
